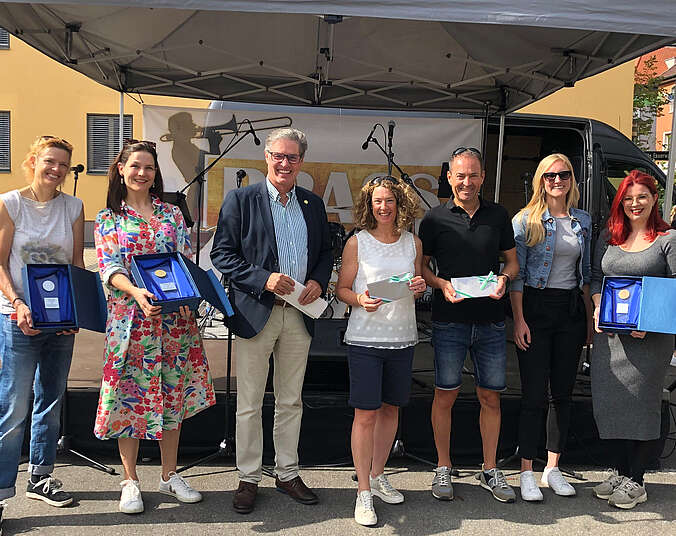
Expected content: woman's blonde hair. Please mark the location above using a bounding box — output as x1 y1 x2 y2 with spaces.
21 135 73 182
671 204 676 223
353 177 420 232
515 153 580 246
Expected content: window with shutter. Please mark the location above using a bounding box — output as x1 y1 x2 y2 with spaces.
0 111 10 172
0 28 9 49
87 114 133 174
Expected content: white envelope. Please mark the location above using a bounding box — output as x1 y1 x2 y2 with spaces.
450 273 498 298
366 272 414 303
278 278 328 319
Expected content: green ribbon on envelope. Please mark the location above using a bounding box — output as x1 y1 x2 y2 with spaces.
478 271 498 290
389 272 413 283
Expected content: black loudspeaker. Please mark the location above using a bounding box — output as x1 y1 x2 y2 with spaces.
438 162 451 198
305 318 349 392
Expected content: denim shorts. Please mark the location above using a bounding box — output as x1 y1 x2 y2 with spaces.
347 344 414 410
431 321 506 391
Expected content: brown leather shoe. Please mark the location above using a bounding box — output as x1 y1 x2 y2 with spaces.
275 476 319 505
232 480 258 514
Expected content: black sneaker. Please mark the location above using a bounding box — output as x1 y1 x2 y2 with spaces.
26 476 73 507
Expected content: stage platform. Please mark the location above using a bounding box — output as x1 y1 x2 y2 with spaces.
64 314 676 469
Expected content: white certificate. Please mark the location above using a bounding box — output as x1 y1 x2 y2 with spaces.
451 273 499 298
278 278 328 319
366 273 413 303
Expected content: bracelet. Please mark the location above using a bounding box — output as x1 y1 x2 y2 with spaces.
356 293 364 307
498 272 512 282
11 297 24 308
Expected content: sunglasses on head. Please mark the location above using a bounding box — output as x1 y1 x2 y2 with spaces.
369 176 399 186
452 147 482 158
124 138 157 149
40 135 71 145
542 170 572 182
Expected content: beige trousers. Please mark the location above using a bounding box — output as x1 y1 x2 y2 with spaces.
235 305 312 483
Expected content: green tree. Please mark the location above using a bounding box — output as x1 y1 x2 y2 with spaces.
633 55 670 150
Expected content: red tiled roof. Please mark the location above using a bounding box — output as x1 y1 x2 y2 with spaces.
636 46 676 77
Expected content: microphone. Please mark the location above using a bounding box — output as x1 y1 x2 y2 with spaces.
387 120 396 140
236 169 247 188
522 171 532 203
361 124 378 150
243 119 261 146
70 164 84 173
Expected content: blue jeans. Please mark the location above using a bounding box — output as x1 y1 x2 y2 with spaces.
431 321 507 391
0 315 74 500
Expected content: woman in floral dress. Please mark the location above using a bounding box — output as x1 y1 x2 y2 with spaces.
94 140 215 514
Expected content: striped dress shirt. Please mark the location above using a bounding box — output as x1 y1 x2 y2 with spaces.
266 179 308 284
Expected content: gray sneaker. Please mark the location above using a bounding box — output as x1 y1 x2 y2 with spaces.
593 469 626 499
608 478 647 509
476 468 516 503
431 466 453 500
369 473 404 504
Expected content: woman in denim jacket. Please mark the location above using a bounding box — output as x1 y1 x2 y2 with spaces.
510 153 593 502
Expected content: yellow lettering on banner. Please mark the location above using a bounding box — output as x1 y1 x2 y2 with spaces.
205 157 440 229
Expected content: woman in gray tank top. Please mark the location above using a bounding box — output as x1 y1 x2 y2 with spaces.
0 136 84 519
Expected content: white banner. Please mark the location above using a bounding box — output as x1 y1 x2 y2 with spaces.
143 103 482 232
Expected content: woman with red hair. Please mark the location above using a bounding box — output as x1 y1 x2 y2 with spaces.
590 170 675 510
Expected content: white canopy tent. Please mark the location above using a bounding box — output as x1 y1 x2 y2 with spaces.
1 0 675 210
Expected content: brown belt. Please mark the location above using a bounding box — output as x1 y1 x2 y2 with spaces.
273 298 289 307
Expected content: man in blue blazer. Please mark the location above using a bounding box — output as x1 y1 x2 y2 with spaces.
211 128 332 514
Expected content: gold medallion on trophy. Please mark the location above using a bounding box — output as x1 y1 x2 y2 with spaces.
154 269 167 278
618 289 630 300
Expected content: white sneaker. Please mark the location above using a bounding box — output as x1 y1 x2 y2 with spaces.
119 480 144 514
519 471 543 502
354 490 377 526
541 467 576 496
369 473 404 504
159 472 203 503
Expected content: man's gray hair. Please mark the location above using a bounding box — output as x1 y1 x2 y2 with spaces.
265 128 308 158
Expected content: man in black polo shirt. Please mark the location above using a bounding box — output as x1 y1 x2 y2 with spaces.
420 147 519 503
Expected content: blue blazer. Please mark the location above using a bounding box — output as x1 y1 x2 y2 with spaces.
210 180 333 339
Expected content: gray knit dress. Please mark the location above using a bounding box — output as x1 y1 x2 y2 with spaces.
590 229 676 440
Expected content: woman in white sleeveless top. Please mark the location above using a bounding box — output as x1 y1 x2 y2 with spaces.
337 176 425 526
0 136 84 518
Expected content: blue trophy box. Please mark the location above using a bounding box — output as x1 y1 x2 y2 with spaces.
130 252 234 316
21 264 107 333
599 276 676 334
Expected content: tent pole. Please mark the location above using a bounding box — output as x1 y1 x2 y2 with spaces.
119 91 124 149
664 85 676 221
494 112 505 203
480 103 489 155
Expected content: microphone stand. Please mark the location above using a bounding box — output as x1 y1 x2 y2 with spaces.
176 170 247 473
57 389 117 474
72 166 82 197
365 136 433 211
179 124 258 267
362 125 440 472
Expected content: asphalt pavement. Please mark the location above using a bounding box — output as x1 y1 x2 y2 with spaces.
2 458 676 535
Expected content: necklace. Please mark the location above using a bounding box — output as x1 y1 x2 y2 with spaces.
29 185 55 203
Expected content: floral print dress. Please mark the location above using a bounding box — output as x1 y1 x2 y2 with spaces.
93 197 215 440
